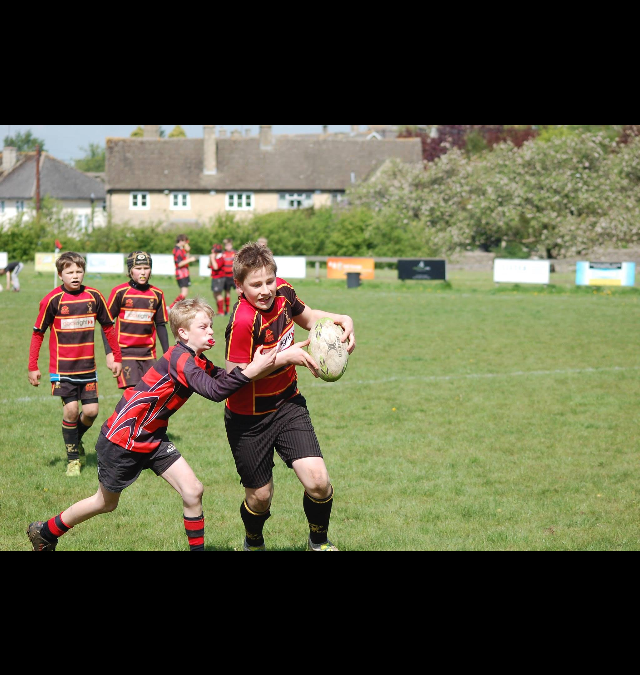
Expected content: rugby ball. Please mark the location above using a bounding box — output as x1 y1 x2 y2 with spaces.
309 318 349 382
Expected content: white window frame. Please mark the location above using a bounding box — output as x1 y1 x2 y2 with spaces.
278 193 313 210
130 192 150 210
226 192 254 211
170 192 191 210
0 201 4 214
16 200 25 213
76 213 90 231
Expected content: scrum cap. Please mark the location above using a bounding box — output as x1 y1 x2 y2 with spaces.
127 251 153 275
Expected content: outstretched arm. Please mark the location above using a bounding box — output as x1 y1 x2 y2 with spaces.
294 305 356 354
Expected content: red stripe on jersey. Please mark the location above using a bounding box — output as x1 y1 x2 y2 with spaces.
222 251 235 277
175 353 190 387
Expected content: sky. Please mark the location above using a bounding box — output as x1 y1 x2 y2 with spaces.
2 125 365 163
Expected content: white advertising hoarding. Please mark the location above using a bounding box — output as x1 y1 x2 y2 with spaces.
199 256 212 278
149 254 176 277
494 259 551 285
0 253 7 269
86 253 125 275
274 256 307 279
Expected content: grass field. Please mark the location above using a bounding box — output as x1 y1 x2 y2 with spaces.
1 264 639 551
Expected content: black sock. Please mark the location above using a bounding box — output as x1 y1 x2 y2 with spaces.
240 501 270 547
304 488 334 545
77 417 92 442
62 420 79 461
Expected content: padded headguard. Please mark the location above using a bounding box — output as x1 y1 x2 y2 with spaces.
127 251 152 276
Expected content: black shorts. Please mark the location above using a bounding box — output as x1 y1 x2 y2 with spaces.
96 433 182 494
225 395 323 489
211 278 225 294
223 277 235 293
118 358 154 390
177 277 191 289
52 379 99 405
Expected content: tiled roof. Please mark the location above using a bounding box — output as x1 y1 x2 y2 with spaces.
105 136 422 192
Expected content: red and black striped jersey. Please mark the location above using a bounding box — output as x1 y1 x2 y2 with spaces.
225 278 306 416
32 285 117 382
221 250 235 278
102 342 250 453
210 252 225 279
107 282 168 360
173 247 190 280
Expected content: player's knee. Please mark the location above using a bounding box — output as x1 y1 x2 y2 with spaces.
304 472 331 499
248 486 273 512
183 479 204 507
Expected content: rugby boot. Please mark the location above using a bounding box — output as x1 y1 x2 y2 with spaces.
307 537 339 552
78 441 86 467
27 522 57 551
66 459 82 477
243 537 266 551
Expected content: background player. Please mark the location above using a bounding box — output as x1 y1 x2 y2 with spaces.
28 252 122 477
102 252 170 390
26 298 277 552
225 243 356 551
221 238 236 316
209 243 225 316
171 235 197 309
0 260 24 292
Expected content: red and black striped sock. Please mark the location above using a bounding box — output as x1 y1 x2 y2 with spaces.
184 514 205 551
303 489 334 545
42 513 72 543
62 420 79 460
225 297 230 313
217 299 224 315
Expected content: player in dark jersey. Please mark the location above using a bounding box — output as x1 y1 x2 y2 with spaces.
28 252 123 477
170 234 197 309
221 238 236 316
209 243 226 316
102 252 170 390
0 261 24 292
26 298 277 552
225 243 356 551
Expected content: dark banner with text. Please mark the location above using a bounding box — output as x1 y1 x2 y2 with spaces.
398 259 447 281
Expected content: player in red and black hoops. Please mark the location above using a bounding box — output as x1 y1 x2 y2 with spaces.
209 243 225 316
26 298 277 552
221 238 236 315
170 234 197 309
102 252 170 390
28 252 123 477
225 243 356 551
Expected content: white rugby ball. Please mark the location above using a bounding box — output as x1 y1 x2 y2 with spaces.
309 318 349 382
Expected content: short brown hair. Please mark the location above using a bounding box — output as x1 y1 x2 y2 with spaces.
169 297 215 339
233 242 277 284
56 252 86 275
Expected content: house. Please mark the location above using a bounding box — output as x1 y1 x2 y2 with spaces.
0 148 107 229
105 125 423 225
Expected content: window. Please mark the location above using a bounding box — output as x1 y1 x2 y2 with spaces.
226 192 254 211
16 200 25 212
102 201 107 212
331 192 347 205
171 192 191 210
76 214 90 231
0 201 4 214
130 192 150 210
278 193 313 210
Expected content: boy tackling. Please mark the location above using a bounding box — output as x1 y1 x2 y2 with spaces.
28 252 123 477
27 298 277 552
102 252 170 390
225 243 356 551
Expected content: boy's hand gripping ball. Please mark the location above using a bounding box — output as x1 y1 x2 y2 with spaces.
308 318 349 382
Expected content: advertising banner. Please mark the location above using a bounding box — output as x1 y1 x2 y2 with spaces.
274 257 307 279
494 259 551 285
576 262 636 287
199 256 213 278
398 259 447 281
149 254 176 277
35 253 61 273
0 253 7 269
86 254 125 275
327 258 375 281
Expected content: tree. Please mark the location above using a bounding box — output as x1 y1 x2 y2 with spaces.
168 125 187 138
3 129 47 152
74 143 105 172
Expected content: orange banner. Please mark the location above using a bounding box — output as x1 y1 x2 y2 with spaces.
327 258 375 280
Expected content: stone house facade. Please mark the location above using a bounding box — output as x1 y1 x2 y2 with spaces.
105 125 423 225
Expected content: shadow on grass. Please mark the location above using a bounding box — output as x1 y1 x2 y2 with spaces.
204 545 308 552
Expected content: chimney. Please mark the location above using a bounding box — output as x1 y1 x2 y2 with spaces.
245 128 252 137
322 125 329 135
2 146 17 173
351 125 360 135
143 125 160 139
231 129 242 139
203 125 217 175
260 125 273 149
